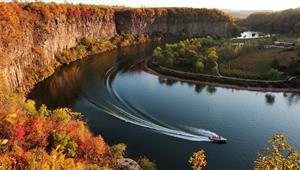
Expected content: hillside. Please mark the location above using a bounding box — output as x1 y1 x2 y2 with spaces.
222 9 273 19
238 7 300 34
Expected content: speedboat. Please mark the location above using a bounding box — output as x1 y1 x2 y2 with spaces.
209 135 227 143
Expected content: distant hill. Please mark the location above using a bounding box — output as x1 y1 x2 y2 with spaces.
238 7 300 34
222 9 273 19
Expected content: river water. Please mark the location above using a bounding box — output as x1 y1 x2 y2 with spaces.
29 43 300 170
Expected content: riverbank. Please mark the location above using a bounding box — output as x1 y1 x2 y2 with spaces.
145 57 300 92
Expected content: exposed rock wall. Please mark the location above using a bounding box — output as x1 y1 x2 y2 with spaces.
0 7 238 92
115 9 238 37
1 15 116 92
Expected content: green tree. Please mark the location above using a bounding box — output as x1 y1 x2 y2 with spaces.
153 47 164 64
255 134 300 170
266 68 280 80
38 104 49 117
195 61 204 73
207 47 218 62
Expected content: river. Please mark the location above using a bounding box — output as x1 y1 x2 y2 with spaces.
29 42 300 170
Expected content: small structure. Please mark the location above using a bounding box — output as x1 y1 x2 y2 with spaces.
231 31 272 47
274 40 295 47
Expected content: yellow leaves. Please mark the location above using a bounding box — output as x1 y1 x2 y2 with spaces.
255 134 300 170
188 150 207 170
0 139 8 145
23 99 38 116
43 162 50 170
4 113 17 124
207 47 219 62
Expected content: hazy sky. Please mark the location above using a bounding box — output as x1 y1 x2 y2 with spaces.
7 0 300 11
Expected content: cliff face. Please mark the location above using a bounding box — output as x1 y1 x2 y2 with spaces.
115 8 238 38
1 15 116 92
0 5 238 92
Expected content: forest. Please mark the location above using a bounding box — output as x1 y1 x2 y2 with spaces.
239 8 300 34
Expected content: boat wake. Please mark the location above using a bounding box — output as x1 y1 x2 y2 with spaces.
81 62 219 142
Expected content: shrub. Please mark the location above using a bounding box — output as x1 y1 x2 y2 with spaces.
137 157 156 170
189 150 207 170
38 104 49 117
49 132 78 158
23 100 37 116
110 143 126 167
266 68 280 80
195 61 204 73
51 108 72 124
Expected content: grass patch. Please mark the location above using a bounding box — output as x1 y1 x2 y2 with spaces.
220 48 284 80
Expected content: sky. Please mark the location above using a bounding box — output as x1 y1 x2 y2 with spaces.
6 0 300 11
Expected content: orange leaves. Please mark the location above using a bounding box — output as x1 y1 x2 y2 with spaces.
78 135 111 167
189 150 207 170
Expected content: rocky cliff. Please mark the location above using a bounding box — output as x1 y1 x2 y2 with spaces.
1 12 116 92
115 8 238 38
0 3 238 92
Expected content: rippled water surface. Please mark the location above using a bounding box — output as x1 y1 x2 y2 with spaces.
29 43 300 170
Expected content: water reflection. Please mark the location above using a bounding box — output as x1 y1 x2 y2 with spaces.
195 84 206 93
28 62 83 108
206 86 217 95
283 92 300 106
158 77 178 87
265 94 275 105
157 77 219 95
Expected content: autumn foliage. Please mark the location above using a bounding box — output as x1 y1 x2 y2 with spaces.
0 76 126 169
255 134 300 169
0 2 114 47
189 150 207 170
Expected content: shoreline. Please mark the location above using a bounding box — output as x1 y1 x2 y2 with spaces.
144 57 300 93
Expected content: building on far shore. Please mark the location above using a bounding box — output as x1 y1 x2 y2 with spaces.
231 31 272 47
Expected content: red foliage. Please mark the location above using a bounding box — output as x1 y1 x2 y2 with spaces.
23 117 51 149
67 125 76 134
68 7 81 18
77 136 111 166
16 127 25 140
81 8 93 17
29 13 37 21
11 3 24 18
